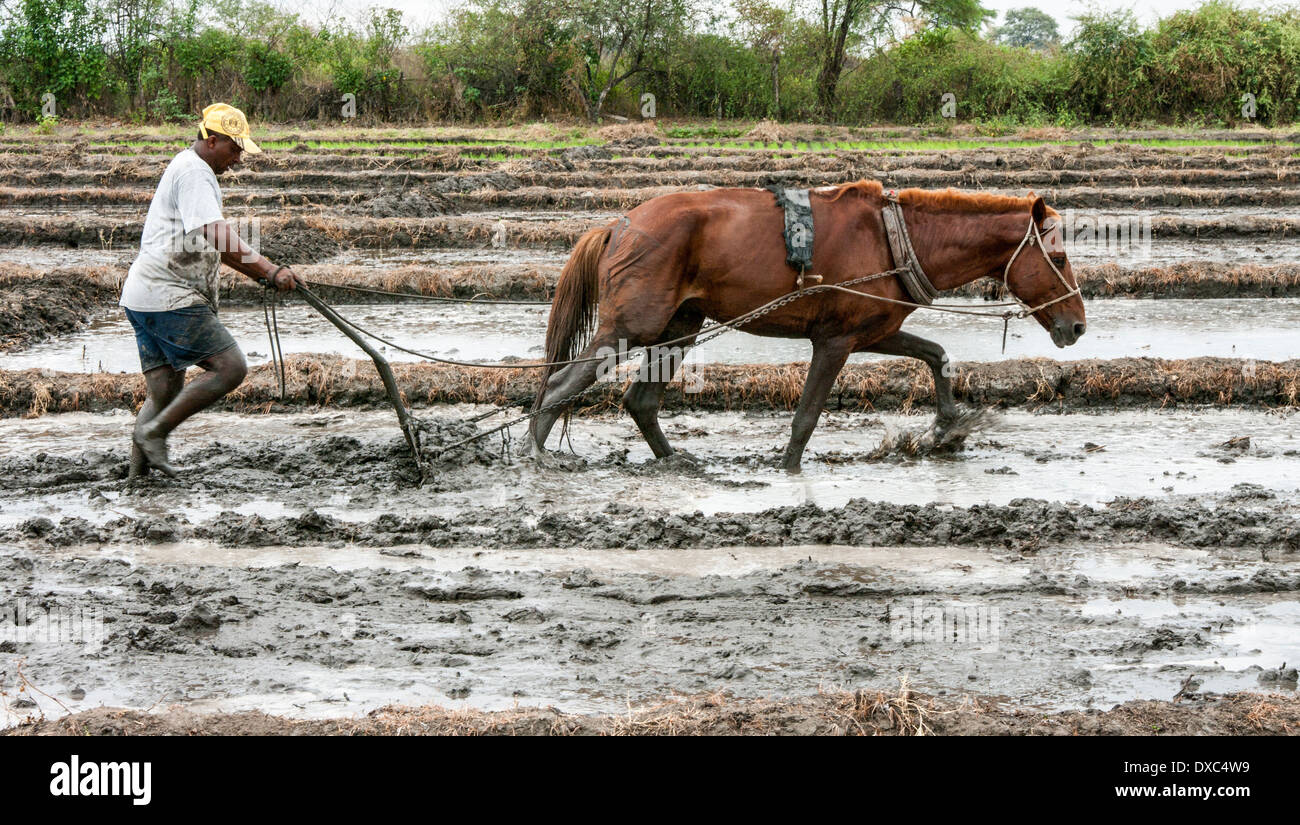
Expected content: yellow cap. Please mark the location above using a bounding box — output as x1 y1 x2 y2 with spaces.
199 103 261 154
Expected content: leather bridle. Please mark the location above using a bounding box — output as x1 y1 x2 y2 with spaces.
1000 213 1081 319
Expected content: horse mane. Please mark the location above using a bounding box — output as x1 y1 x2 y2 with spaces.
822 179 1040 214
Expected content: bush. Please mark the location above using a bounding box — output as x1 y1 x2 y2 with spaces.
839 28 1069 124
148 88 189 122
245 42 293 93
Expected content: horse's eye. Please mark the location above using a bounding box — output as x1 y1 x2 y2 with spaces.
1050 254 1067 267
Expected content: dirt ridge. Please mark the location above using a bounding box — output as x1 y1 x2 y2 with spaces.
1 356 1295 419
8 691 1298 736
7 487 1299 551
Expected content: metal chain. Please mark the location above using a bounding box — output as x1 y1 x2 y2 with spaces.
308 225 1083 456
317 268 910 372
421 385 592 458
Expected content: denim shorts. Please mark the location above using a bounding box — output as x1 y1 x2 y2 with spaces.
124 305 238 372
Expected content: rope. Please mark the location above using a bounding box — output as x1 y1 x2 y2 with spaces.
310 265 1056 378
290 216 1083 457
304 280 549 306
309 276 1036 311
261 269 287 402
311 268 908 372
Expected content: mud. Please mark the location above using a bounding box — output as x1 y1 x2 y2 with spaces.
16 162 1300 194
6 488 1297 552
21 178 1300 212
1 404 1297 548
343 187 453 218
2 534 1298 722
0 268 120 351
1 403 1295 512
0 400 1290 728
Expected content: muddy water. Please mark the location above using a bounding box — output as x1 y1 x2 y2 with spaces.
322 247 568 268
0 229 1288 271
3 538 1296 723
0 406 1295 529
4 297 1296 374
313 232 1300 269
0 248 132 267
320 234 1296 268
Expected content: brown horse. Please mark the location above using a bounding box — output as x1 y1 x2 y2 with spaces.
529 180 1086 473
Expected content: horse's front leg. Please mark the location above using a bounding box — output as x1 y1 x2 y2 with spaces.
862 330 960 441
781 338 851 474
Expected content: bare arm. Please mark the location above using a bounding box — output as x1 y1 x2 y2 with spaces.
202 220 305 291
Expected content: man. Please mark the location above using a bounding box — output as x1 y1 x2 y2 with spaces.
120 103 304 478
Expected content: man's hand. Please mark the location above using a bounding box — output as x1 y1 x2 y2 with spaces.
269 266 306 292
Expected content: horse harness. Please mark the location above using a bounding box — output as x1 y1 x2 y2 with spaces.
298 191 1086 469
766 185 822 289
881 190 939 305
769 185 1081 318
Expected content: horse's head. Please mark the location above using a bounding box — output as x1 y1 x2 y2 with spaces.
1003 197 1086 348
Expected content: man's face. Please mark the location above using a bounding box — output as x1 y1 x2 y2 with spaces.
207 133 243 173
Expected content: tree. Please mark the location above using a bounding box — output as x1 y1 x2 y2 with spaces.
992 7 1058 50
105 0 166 107
734 0 792 118
569 0 691 121
0 0 108 113
808 0 990 116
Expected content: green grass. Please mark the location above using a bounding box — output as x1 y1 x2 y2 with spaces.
6 129 1295 157
667 136 1294 152
662 124 747 139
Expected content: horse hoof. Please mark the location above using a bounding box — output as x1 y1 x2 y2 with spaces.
529 443 558 468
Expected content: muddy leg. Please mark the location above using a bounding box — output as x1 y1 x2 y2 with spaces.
781 339 851 474
622 308 703 458
130 366 186 479
529 331 619 455
863 331 959 437
136 346 248 476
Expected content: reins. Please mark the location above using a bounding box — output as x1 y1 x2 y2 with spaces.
285 209 1080 375
261 267 287 402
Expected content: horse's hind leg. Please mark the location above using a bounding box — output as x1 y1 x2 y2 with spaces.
862 331 960 439
781 338 851 474
623 306 704 458
529 327 619 455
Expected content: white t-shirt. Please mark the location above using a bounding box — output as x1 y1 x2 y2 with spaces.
119 147 225 312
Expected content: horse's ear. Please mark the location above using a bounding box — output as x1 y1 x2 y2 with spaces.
1031 196 1047 226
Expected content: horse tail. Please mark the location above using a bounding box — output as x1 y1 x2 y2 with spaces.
534 224 611 410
